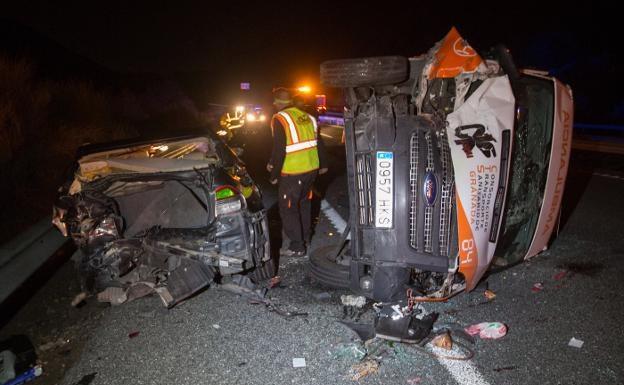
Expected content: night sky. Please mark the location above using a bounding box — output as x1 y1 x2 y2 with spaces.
4 1 621 122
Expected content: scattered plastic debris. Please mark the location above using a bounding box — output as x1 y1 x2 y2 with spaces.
349 359 379 381
97 287 127 305
128 331 140 339
341 295 369 320
212 324 221 329
292 357 306 368
484 289 496 300
531 283 544 293
71 292 88 307
431 331 453 350
313 292 331 301
126 282 157 301
465 322 507 339
341 295 366 308
2 365 42 385
568 337 584 348
374 301 438 344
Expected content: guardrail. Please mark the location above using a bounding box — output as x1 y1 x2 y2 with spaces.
0 218 74 325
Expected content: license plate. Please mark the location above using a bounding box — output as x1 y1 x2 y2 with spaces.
375 151 393 228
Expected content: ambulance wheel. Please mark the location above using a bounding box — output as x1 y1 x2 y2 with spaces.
308 245 350 289
320 56 409 88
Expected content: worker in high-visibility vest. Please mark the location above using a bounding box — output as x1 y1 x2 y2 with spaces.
267 88 327 257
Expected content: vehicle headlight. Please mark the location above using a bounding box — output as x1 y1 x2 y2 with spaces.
246 113 256 122
216 197 242 216
259 114 266 121
215 185 245 216
217 130 228 136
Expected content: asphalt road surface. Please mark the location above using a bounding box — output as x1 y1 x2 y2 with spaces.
1 124 623 385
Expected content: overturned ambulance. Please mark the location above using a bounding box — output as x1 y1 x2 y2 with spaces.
311 27 573 301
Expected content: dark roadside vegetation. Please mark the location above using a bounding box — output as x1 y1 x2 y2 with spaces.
0 21 219 244
0 21 223 384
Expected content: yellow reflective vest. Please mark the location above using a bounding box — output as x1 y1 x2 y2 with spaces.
271 107 319 175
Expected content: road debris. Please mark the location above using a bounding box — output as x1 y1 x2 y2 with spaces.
38 338 68 352
484 289 497 300
341 295 366 308
128 331 140 339
218 281 307 318
374 301 438 344
568 337 584 348
406 376 422 384
531 283 544 293
97 287 127 306
2 365 42 385
70 292 88 307
268 276 282 289
349 359 379 381
431 331 453 350
212 324 220 329
341 295 368 320
465 322 507 339
292 357 306 368
332 343 367 361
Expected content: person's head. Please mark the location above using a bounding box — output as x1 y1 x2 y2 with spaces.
272 88 293 110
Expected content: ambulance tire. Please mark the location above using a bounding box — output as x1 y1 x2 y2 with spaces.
308 245 351 289
320 56 409 88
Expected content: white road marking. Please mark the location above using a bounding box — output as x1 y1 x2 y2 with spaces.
320 132 334 139
436 352 490 385
320 199 350 240
421 303 491 385
321 199 490 384
592 172 624 181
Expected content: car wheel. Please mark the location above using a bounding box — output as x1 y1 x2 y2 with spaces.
308 245 350 289
320 56 409 88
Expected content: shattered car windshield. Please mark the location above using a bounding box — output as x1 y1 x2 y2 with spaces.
80 137 217 161
75 137 221 182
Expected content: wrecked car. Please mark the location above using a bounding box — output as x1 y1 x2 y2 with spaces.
312 27 573 301
52 134 272 307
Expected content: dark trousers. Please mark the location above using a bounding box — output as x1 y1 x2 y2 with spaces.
278 171 318 252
